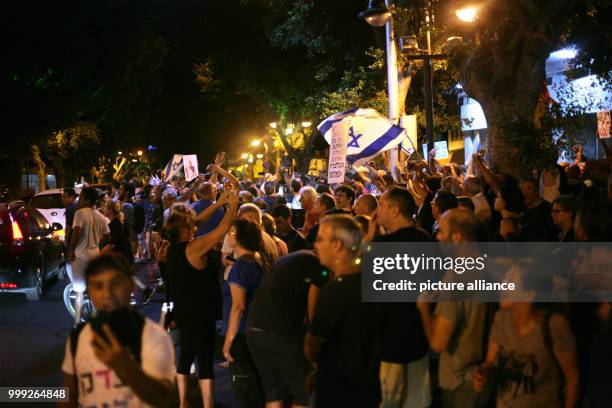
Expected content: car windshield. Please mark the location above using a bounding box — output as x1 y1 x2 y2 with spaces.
30 194 64 209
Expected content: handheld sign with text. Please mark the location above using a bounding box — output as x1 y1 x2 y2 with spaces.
327 120 350 184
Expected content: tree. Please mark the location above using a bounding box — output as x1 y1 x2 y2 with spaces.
44 123 101 187
447 0 612 176
5 0 169 190
249 0 463 161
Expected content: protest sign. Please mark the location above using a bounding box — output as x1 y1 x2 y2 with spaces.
327 120 350 184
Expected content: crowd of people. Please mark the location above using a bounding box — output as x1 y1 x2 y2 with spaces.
59 148 612 408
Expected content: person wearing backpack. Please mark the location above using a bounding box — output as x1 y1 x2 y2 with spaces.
416 209 489 408
61 253 175 408
473 259 579 408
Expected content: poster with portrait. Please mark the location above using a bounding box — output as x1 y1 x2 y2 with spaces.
182 154 199 181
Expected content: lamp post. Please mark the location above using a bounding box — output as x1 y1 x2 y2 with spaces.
398 0 446 164
360 0 399 179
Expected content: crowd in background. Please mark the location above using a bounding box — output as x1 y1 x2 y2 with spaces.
61 146 612 408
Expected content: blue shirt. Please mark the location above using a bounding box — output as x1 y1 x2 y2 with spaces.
191 199 225 237
221 258 262 335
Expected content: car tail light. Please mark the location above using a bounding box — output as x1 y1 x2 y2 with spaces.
0 283 17 289
12 221 24 242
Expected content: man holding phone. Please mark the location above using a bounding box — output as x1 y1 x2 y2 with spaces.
61 253 175 408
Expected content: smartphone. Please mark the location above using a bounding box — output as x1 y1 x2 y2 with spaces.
90 308 135 347
90 311 111 344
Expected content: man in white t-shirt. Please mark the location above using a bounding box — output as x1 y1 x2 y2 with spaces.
67 187 111 323
61 253 174 408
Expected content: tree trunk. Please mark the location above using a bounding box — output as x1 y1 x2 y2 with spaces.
461 29 554 178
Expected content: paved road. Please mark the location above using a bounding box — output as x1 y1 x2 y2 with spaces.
0 261 236 407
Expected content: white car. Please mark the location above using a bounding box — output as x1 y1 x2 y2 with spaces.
30 189 68 230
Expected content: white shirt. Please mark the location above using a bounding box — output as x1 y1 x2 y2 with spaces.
62 317 175 408
72 207 110 259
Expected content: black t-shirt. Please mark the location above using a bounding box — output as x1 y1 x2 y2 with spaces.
247 250 328 336
278 227 308 253
587 314 612 408
516 200 555 242
417 192 435 233
167 242 222 324
374 227 430 363
108 219 133 264
310 273 381 399
376 225 432 242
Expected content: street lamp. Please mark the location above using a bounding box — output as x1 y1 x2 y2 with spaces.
118 151 123 155
137 150 143 157
360 0 399 179
358 0 392 27
455 5 478 23
251 139 261 147
241 153 248 159
399 1 445 162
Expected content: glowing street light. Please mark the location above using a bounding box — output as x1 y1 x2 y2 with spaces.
251 139 261 147
137 150 143 156
455 5 478 23
118 151 123 155
241 153 248 159
269 122 277 129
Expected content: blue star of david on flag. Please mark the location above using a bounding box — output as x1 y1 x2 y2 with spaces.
318 108 407 167
347 127 362 148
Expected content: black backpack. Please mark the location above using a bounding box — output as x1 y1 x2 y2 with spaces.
134 202 146 234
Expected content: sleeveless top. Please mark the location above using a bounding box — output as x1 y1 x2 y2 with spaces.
166 241 222 324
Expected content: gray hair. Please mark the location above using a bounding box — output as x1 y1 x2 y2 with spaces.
238 202 262 223
299 185 317 200
320 214 362 255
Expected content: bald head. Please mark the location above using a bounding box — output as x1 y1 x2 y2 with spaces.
438 208 485 243
197 182 216 200
354 193 378 216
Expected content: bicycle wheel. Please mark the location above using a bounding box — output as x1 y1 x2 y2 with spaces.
63 283 94 322
63 283 76 319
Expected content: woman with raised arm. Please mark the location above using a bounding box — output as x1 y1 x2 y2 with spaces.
164 189 239 408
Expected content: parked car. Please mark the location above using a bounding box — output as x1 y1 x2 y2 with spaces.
0 201 65 301
30 188 69 231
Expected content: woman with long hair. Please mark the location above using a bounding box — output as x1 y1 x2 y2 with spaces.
221 218 266 407
164 190 239 408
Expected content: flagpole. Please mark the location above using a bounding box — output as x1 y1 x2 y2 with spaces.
385 0 400 181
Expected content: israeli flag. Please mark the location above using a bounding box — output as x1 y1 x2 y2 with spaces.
318 108 406 167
